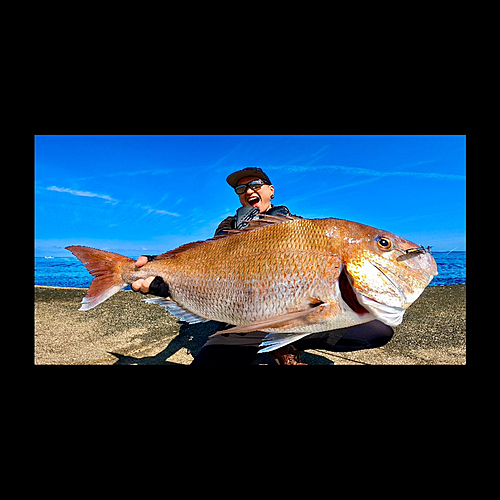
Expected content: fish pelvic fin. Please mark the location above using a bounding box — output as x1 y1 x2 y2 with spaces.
66 245 133 311
144 297 209 324
257 332 315 353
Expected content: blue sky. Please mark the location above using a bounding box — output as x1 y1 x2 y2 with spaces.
35 135 466 256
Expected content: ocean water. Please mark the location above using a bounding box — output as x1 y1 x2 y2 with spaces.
431 251 466 287
34 252 465 289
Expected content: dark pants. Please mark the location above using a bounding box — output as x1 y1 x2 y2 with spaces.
191 320 394 365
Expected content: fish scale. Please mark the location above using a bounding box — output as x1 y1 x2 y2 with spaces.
66 215 437 352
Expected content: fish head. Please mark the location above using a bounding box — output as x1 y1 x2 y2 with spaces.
339 221 438 326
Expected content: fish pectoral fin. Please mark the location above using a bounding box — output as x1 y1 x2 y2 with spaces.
144 297 208 324
210 315 315 352
211 299 327 337
214 310 312 335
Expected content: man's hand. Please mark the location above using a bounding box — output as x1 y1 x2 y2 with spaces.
131 256 155 293
131 257 170 297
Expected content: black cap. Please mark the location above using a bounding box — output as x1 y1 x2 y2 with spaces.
226 167 272 188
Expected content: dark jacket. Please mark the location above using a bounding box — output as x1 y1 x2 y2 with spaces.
214 205 296 237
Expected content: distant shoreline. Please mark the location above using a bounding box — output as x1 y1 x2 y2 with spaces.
35 285 87 290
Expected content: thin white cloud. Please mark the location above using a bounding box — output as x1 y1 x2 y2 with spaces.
142 206 180 217
77 169 174 181
310 145 330 157
46 185 118 203
266 164 465 181
46 186 181 216
210 138 250 169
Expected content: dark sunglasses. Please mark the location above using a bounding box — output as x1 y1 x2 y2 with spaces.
234 179 269 195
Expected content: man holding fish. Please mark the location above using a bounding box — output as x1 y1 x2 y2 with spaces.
129 167 419 365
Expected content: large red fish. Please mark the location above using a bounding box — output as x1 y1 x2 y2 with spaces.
66 215 437 352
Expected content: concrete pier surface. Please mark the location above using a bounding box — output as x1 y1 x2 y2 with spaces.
34 284 465 365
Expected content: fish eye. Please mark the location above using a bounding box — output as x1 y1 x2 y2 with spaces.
376 236 393 251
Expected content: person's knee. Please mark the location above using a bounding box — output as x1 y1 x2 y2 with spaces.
370 323 394 348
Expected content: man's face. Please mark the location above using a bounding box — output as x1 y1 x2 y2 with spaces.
237 176 275 213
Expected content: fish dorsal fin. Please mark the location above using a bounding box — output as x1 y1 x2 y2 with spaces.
246 213 300 227
155 240 207 259
220 213 301 237
256 213 300 223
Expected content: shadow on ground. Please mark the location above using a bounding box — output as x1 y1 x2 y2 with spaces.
111 321 335 365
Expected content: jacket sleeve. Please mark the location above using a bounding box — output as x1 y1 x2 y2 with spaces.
214 216 235 237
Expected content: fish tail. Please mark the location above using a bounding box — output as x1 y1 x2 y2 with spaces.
65 245 134 311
